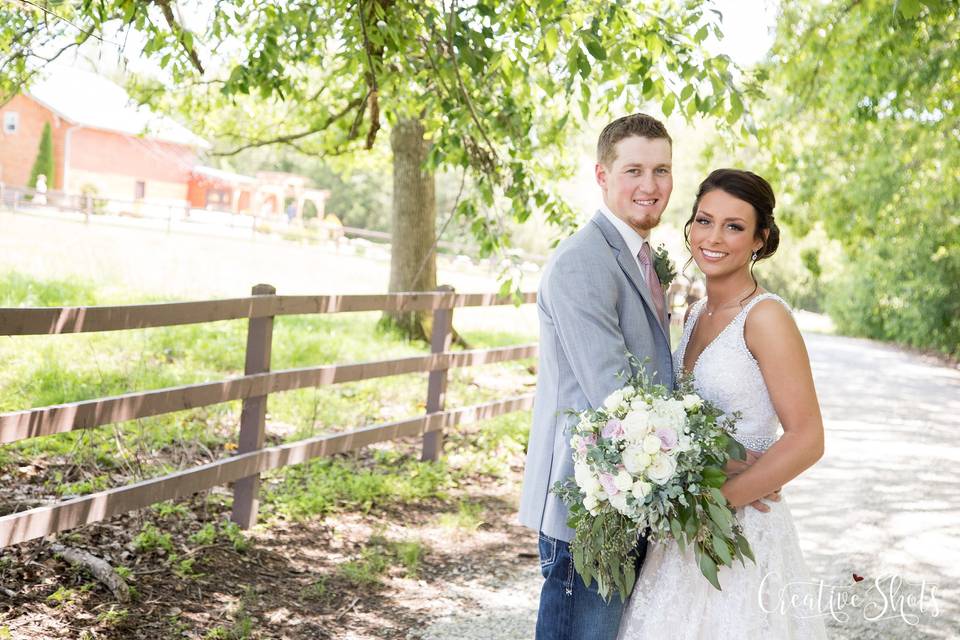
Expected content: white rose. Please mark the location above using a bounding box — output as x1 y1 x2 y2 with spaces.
584 494 600 514
677 434 693 452
631 480 652 500
608 491 630 515
682 393 703 412
622 445 652 474
647 453 678 484
650 398 685 428
621 409 651 442
613 469 633 492
603 388 627 411
574 462 602 496
642 434 662 455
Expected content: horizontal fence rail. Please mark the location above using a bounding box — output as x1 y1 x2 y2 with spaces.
0 345 539 444
0 286 538 547
0 291 538 336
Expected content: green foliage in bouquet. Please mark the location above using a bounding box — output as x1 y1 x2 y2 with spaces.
553 357 754 601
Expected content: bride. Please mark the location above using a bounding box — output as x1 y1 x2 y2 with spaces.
618 169 828 639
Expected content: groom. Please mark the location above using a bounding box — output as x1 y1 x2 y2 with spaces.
518 113 676 639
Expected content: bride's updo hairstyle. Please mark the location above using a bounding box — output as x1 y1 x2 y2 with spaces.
684 168 780 263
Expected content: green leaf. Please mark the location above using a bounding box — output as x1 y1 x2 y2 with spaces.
698 548 721 590
543 27 559 59
583 36 607 61
680 84 694 101
896 0 923 18
712 534 733 565
577 48 591 79
708 487 728 506
669 517 682 542
725 435 745 461
701 466 726 488
662 93 676 117
735 533 755 563
728 92 744 124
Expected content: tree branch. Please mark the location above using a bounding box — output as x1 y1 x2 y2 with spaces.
213 95 366 156
152 0 205 74
357 0 386 149
9 0 121 46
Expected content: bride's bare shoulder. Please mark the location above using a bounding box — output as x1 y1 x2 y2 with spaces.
744 295 803 355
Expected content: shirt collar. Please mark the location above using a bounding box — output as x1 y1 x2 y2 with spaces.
599 203 649 258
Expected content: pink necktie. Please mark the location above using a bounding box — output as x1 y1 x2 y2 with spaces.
638 243 667 331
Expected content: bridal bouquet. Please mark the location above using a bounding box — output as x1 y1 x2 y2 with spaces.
552 358 754 601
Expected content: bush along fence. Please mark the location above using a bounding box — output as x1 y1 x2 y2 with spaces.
0 285 538 547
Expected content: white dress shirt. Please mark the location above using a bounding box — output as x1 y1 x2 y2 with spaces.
599 203 650 283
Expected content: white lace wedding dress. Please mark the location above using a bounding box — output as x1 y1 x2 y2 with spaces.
617 294 828 639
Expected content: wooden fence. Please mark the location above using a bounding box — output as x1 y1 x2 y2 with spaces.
0 286 539 548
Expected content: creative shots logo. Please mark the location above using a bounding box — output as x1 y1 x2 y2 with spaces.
759 572 941 625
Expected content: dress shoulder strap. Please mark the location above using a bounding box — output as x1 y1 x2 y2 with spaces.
739 292 792 320
685 297 709 329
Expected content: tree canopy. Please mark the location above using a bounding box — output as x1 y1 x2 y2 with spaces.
755 0 958 357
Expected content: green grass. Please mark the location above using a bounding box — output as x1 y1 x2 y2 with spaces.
261 449 451 521
0 270 535 538
436 500 486 531
338 547 390 586
132 523 174 555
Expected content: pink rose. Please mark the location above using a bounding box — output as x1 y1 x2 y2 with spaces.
599 472 620 496
656 426 678 451
583 433 597 446
602 419 624 440
575 438 588 455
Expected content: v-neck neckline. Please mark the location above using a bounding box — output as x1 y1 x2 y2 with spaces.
681 296 761 375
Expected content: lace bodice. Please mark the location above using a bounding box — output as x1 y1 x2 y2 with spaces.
673 294 791 451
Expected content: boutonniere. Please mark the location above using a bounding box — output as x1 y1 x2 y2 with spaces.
653 244 677 288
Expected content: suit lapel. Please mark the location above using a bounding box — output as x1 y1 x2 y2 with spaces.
591 212 670 345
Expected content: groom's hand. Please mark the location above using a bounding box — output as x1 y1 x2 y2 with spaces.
724 449 762 476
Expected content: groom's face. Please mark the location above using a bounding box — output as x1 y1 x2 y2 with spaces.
595 135 673 237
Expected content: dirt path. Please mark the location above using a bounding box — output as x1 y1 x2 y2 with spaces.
412 332 960 639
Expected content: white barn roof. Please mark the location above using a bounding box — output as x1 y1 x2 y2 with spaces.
27 67 210 149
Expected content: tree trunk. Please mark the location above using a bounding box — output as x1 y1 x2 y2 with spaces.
381 117 436 341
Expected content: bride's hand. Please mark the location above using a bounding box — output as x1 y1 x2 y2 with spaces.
748 489 781 513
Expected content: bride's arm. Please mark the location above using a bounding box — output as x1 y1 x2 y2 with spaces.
719 299 825 508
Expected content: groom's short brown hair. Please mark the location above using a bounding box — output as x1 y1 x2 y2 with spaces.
597 113 672 167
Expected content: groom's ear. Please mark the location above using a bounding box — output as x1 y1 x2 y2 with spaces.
595 162 609 190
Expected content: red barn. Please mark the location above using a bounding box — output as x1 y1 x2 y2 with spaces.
0 66 208 206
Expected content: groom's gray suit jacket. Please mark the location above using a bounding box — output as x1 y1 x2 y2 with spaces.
519 211 674 542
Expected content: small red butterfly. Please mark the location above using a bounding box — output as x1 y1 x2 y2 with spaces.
852 573 865 583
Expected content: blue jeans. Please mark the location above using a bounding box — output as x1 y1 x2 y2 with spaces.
535 532 647 640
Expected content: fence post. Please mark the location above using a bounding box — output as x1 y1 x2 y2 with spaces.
230 283 276 528
422 285 454 462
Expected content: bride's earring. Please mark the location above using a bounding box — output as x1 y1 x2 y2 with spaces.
751 250 758 261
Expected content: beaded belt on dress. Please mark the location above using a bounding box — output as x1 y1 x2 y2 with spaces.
735 435 776 451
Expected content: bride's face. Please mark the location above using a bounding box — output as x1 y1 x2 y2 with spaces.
688 189 765 277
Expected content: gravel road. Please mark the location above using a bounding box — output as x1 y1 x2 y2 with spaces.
411 331 960 639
